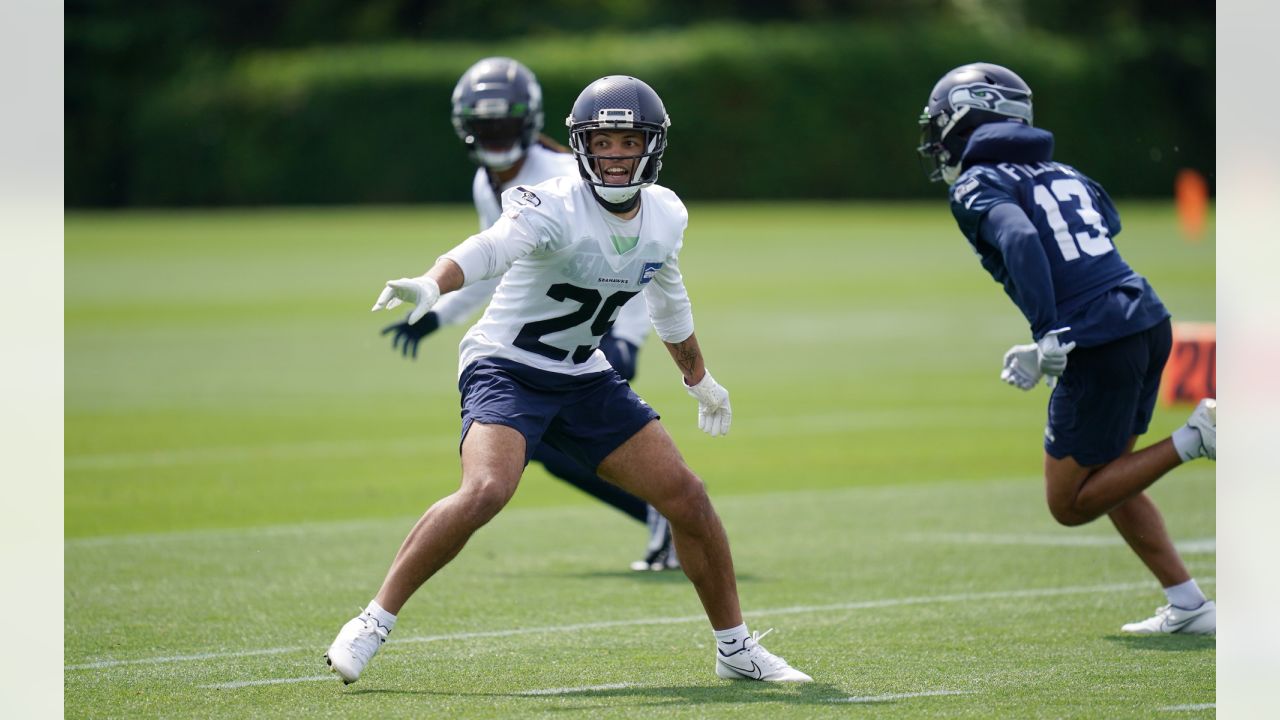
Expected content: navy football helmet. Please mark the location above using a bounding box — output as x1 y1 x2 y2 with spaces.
451 57 544 170
918 62 1033 184
565 76 670 211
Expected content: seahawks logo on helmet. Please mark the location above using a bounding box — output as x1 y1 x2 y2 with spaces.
947 83 1032 123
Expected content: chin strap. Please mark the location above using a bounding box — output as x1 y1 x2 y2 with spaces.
590 188 641 214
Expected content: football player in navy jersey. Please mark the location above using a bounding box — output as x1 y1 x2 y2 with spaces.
381 57 679 572
919 63 1217 635
324 75 811 685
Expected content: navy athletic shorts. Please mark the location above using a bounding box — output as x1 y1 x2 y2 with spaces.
458 357 660 470
1044 318 1173 466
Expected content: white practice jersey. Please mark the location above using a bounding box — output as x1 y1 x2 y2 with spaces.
433 144 651 346
472 144 574 231
442 175 693 377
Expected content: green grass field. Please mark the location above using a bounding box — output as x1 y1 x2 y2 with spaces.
65 202 1215 718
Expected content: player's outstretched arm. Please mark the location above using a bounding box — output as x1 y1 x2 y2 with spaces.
371 259 465 324
379 275 503 360
664 332 731 437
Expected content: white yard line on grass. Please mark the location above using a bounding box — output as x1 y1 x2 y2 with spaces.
200 675 335 690
833 689 976 704
65 517 406 549
205 679 639 694
1159 703 1215 712
65 437 448 472
63 482 1022 549
65 409 1029 473
66 579 1212 672
67 480 1045 549
912 532 1216 554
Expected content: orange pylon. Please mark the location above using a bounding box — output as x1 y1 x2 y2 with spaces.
1175 168 1208 242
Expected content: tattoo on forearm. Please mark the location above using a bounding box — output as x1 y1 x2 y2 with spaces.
672 340 700 376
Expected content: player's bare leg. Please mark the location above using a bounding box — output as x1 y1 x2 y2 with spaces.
1043 436 1182 527
597 420 741 628
1044 396 1216 527
598 419 811 681
1044 434 1215 635
1107 492 1190 587
375 422 527 613
326 422 527 683
1115 484 1217 635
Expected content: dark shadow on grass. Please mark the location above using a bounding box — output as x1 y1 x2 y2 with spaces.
1103 634 1216 652
348 681 848 708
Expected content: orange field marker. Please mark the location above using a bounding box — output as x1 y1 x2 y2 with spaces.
1161 321 1215 406
1175 168 1209 242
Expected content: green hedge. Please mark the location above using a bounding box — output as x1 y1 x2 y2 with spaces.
118 20 1211 205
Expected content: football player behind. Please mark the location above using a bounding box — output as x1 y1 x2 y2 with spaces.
326 75 811 684
919 62 1216 635
381 57 679 572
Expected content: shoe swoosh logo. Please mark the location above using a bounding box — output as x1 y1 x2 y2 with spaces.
720 658 764 679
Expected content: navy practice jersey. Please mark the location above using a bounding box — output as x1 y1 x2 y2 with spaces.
948 123 1169 348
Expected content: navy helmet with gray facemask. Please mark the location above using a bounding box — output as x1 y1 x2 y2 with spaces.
451 57 544 171
918 62 1033 185
566 76 670 212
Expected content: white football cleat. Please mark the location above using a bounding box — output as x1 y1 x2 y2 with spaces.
1121 600 1216 636
630 506 680 572
715 629 812 682
324 613 389 684
1186 398 1216 460
628 545 680 572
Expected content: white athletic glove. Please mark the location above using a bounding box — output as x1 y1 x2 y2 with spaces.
684 370 732 437
1000 344 1042 390
1000 327 1076 391
1036 327 1076 379
371 275 441 325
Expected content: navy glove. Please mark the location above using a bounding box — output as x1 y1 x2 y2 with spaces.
381 312 441 359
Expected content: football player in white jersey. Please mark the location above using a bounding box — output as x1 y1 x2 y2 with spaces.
326 75 811 685
382 57 679 572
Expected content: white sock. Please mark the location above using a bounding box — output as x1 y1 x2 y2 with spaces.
364 599 397 634
1171 425 1203 462
714 623 749 650
1164 579 1208 610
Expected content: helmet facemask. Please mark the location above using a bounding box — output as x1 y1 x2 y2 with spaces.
457 115 528 170
569 111 667 205
917 107 960 184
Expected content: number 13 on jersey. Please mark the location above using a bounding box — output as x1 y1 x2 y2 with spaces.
1033 178 1116 261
